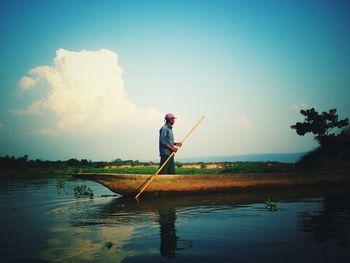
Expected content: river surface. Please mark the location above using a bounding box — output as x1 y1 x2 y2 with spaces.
0 175 350 262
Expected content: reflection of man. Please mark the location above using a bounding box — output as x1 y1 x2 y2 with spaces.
159 113 182 174
158 209 177 258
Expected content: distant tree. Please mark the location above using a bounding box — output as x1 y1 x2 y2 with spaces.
291 108 349 143
111 158 123 165
80 159 89 166
67 158 80 167
0 155 29 170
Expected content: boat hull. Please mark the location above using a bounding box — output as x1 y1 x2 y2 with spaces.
73 172 350 197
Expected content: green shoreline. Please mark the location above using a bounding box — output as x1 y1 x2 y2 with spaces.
0 160 297 177
1 161 349 177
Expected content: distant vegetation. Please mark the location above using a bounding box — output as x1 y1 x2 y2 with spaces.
0 155 148 171
291 108 350 170
0 155 295 175
0 155 150 175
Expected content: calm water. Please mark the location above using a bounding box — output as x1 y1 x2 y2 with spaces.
0 175 350 262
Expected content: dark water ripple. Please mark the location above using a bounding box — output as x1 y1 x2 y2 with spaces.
1 176 350 262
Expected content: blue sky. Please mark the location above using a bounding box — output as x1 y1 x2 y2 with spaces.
0 0 349 161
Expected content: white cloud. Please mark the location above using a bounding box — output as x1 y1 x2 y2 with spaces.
18 76 36 90
15 49 162 134
10 99 48 115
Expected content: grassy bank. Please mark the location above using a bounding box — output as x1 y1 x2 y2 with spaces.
2 151 348 178
83 162 295 174
0 161 296 177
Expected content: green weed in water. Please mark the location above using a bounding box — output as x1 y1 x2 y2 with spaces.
265 198 278 211
104 241 114 249
56 179 65 189
73 185 94 199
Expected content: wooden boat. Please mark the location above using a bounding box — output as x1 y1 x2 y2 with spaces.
73 171 350 197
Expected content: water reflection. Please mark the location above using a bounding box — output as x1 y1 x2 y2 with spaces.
158 208 177 258
299 194 350 249
100 190 308 260
100 187 350 262
2 176 350 262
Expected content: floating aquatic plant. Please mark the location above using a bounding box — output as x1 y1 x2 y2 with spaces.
56 179 65 189
265 198 278 211
104 241 114 249
73 185 94 199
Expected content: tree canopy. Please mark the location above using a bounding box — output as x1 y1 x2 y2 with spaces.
291 108 349 142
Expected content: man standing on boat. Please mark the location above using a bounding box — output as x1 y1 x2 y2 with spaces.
159 113 182 174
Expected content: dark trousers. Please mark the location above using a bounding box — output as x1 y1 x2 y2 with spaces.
159 155 175 174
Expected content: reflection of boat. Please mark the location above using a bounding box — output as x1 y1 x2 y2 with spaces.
73 172 350 197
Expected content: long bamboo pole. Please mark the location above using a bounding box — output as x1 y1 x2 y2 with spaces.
135 116 205 199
